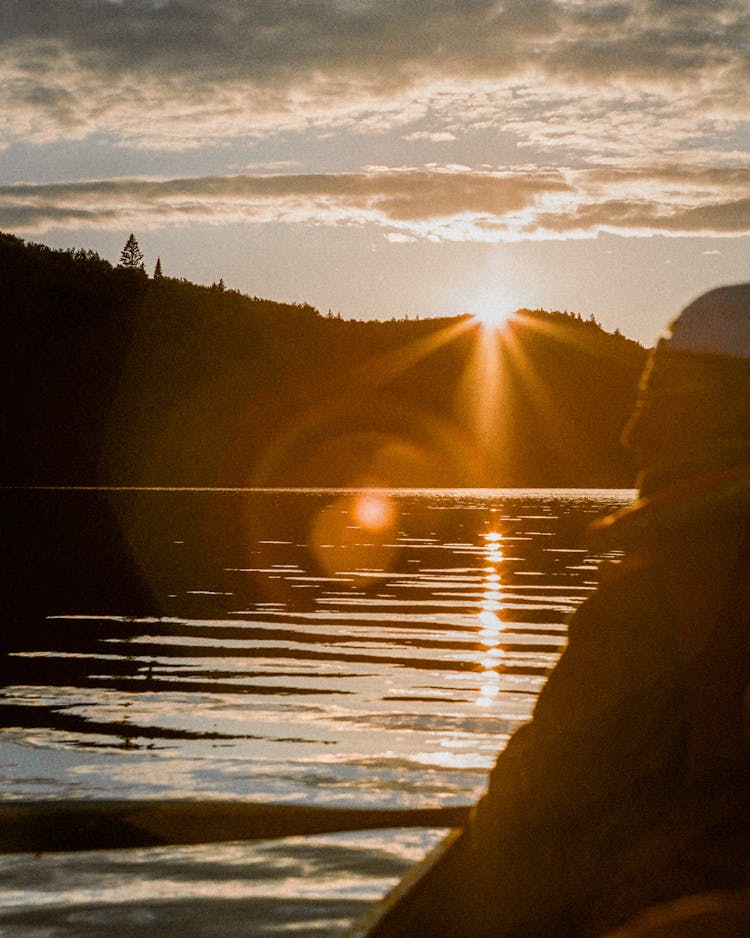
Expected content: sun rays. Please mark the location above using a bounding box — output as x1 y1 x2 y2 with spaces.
471 308 515 332
248 295 610 492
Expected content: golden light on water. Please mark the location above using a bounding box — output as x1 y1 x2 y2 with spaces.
476 531 507 707
478 667 501 706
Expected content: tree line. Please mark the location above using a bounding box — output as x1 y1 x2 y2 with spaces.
0 231 647 489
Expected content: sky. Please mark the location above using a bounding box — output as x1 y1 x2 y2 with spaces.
1 0 749 346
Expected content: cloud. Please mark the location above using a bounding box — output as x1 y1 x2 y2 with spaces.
403 131 457 143
0 168 567 231
529 197 750 237
2 164 748 241
0 0 748 156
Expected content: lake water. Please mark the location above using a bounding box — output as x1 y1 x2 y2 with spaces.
0 488 633 935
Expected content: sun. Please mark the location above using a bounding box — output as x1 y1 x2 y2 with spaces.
472 308 515 331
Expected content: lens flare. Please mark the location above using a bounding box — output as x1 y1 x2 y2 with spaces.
310 491 399 580
352 491 396 532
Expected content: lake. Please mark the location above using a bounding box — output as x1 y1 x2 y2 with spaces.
0 487 633 935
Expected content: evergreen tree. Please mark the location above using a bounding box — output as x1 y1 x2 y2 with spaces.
119 233 144 270
153 257 163 279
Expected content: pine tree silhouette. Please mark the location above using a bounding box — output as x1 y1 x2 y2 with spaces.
153 257 163 279
119 233 144 270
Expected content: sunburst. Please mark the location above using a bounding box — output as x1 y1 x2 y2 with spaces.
471 308 515 331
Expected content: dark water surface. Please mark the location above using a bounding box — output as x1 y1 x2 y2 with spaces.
0 488 632 935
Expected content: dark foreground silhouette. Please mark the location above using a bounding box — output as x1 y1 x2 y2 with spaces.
349 284 750 937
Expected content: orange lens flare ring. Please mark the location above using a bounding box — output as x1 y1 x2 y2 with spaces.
310 490 399 580
351 491 397 532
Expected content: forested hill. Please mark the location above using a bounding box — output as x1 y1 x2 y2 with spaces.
1 232 647 488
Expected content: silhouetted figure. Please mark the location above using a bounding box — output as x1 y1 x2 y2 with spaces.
368 284 750 937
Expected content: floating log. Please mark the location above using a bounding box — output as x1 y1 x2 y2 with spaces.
0 800 469 854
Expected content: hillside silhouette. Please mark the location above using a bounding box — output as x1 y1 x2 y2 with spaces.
1 232 647 490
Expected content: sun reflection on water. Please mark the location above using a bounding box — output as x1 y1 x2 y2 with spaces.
477 531 507 707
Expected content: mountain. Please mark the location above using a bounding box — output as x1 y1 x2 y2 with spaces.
1 232 647 489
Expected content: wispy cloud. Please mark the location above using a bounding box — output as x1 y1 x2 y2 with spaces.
3 1 747 254
1 0 748 159
3 165 748 240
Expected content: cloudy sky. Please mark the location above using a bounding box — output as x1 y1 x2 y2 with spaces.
2 0 749 345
